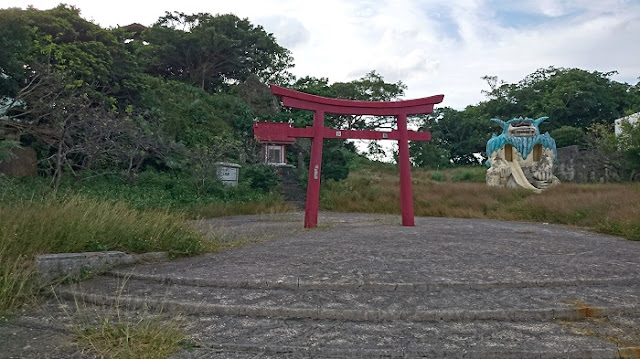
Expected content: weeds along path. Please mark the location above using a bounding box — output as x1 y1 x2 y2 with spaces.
10 212 640 358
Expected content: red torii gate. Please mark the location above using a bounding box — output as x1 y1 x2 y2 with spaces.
254 85 444 228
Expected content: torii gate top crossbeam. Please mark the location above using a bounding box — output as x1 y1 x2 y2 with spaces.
270 85 444 116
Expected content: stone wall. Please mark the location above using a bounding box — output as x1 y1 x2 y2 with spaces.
555 145 619 182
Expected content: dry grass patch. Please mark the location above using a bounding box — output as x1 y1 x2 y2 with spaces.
65 280 187 359
74 311 185 359
322 166 640 241
188 200 298 219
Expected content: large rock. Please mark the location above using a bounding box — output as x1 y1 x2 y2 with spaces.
0 147 37 177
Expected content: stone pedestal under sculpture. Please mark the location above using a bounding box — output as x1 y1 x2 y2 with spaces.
486 117 560 192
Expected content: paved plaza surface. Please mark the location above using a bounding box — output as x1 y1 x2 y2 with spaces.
3 212 640 358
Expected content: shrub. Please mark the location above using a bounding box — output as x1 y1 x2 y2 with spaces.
552 126 586 148
431 171 444 182
243 164 280 192
451 167 486 183
321 142 350 181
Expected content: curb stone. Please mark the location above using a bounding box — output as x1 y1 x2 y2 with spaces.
35 251 168 284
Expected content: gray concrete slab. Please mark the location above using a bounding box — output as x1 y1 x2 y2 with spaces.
6 212 640 358
124 212 640 288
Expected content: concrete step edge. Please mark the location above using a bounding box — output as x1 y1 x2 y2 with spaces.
56 288 640 323
189 342 620 359
106 270 640 292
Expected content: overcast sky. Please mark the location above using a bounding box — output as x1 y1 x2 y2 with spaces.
4 0 640 109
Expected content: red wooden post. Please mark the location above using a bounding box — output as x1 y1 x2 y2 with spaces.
305 110 325 228
253 85 444 228
396 113 415 226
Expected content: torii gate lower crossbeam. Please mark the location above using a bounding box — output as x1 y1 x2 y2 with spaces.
255 85 444 228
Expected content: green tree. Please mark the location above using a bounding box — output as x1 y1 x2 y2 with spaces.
320 140 352 181
142 12 294 91
0 8 33 98
279 72 407 178
235 74 279 121
422 67 639 165
0 4 300 190
481 67 634 132
2 67 117 188
422 107 493 165
551 126 586 148
585 123 627 181
291 71 407 130
617 120 640 180
410 142 451 168
136 75 253 148
0 5 143 112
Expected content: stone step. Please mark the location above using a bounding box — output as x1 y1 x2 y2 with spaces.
164 314 640 359
108 269 640 291
14 297 640 359
26 296 637 359
56 275 640 322
281 177 303 183
277 172 306 207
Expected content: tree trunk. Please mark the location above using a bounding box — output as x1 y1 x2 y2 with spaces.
52 123 68 192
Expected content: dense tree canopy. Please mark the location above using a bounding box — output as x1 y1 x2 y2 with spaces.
1 4 639 188
141 11 294 91
0 5 288 188
412 67 640 165
480 67 636 132
0 4 409 187
284 71 407 129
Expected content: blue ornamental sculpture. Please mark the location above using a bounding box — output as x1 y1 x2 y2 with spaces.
486 116 559 191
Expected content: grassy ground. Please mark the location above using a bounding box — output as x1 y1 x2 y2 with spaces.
67 285 187 359
322 163 640 241
0 181 294 357
0 195 203 314
0 172 295 315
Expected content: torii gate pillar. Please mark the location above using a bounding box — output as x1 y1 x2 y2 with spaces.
396 113 414 226
255 85 444 228
306 109 325 228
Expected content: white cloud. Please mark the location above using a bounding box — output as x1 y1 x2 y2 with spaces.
4 0 640 108
257 16 310 49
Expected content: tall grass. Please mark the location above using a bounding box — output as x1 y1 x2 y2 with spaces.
0 169 297 313
1 196 203 255
1 172 296 219
322 166 640 241
188 199 298 219
0 195 204 313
